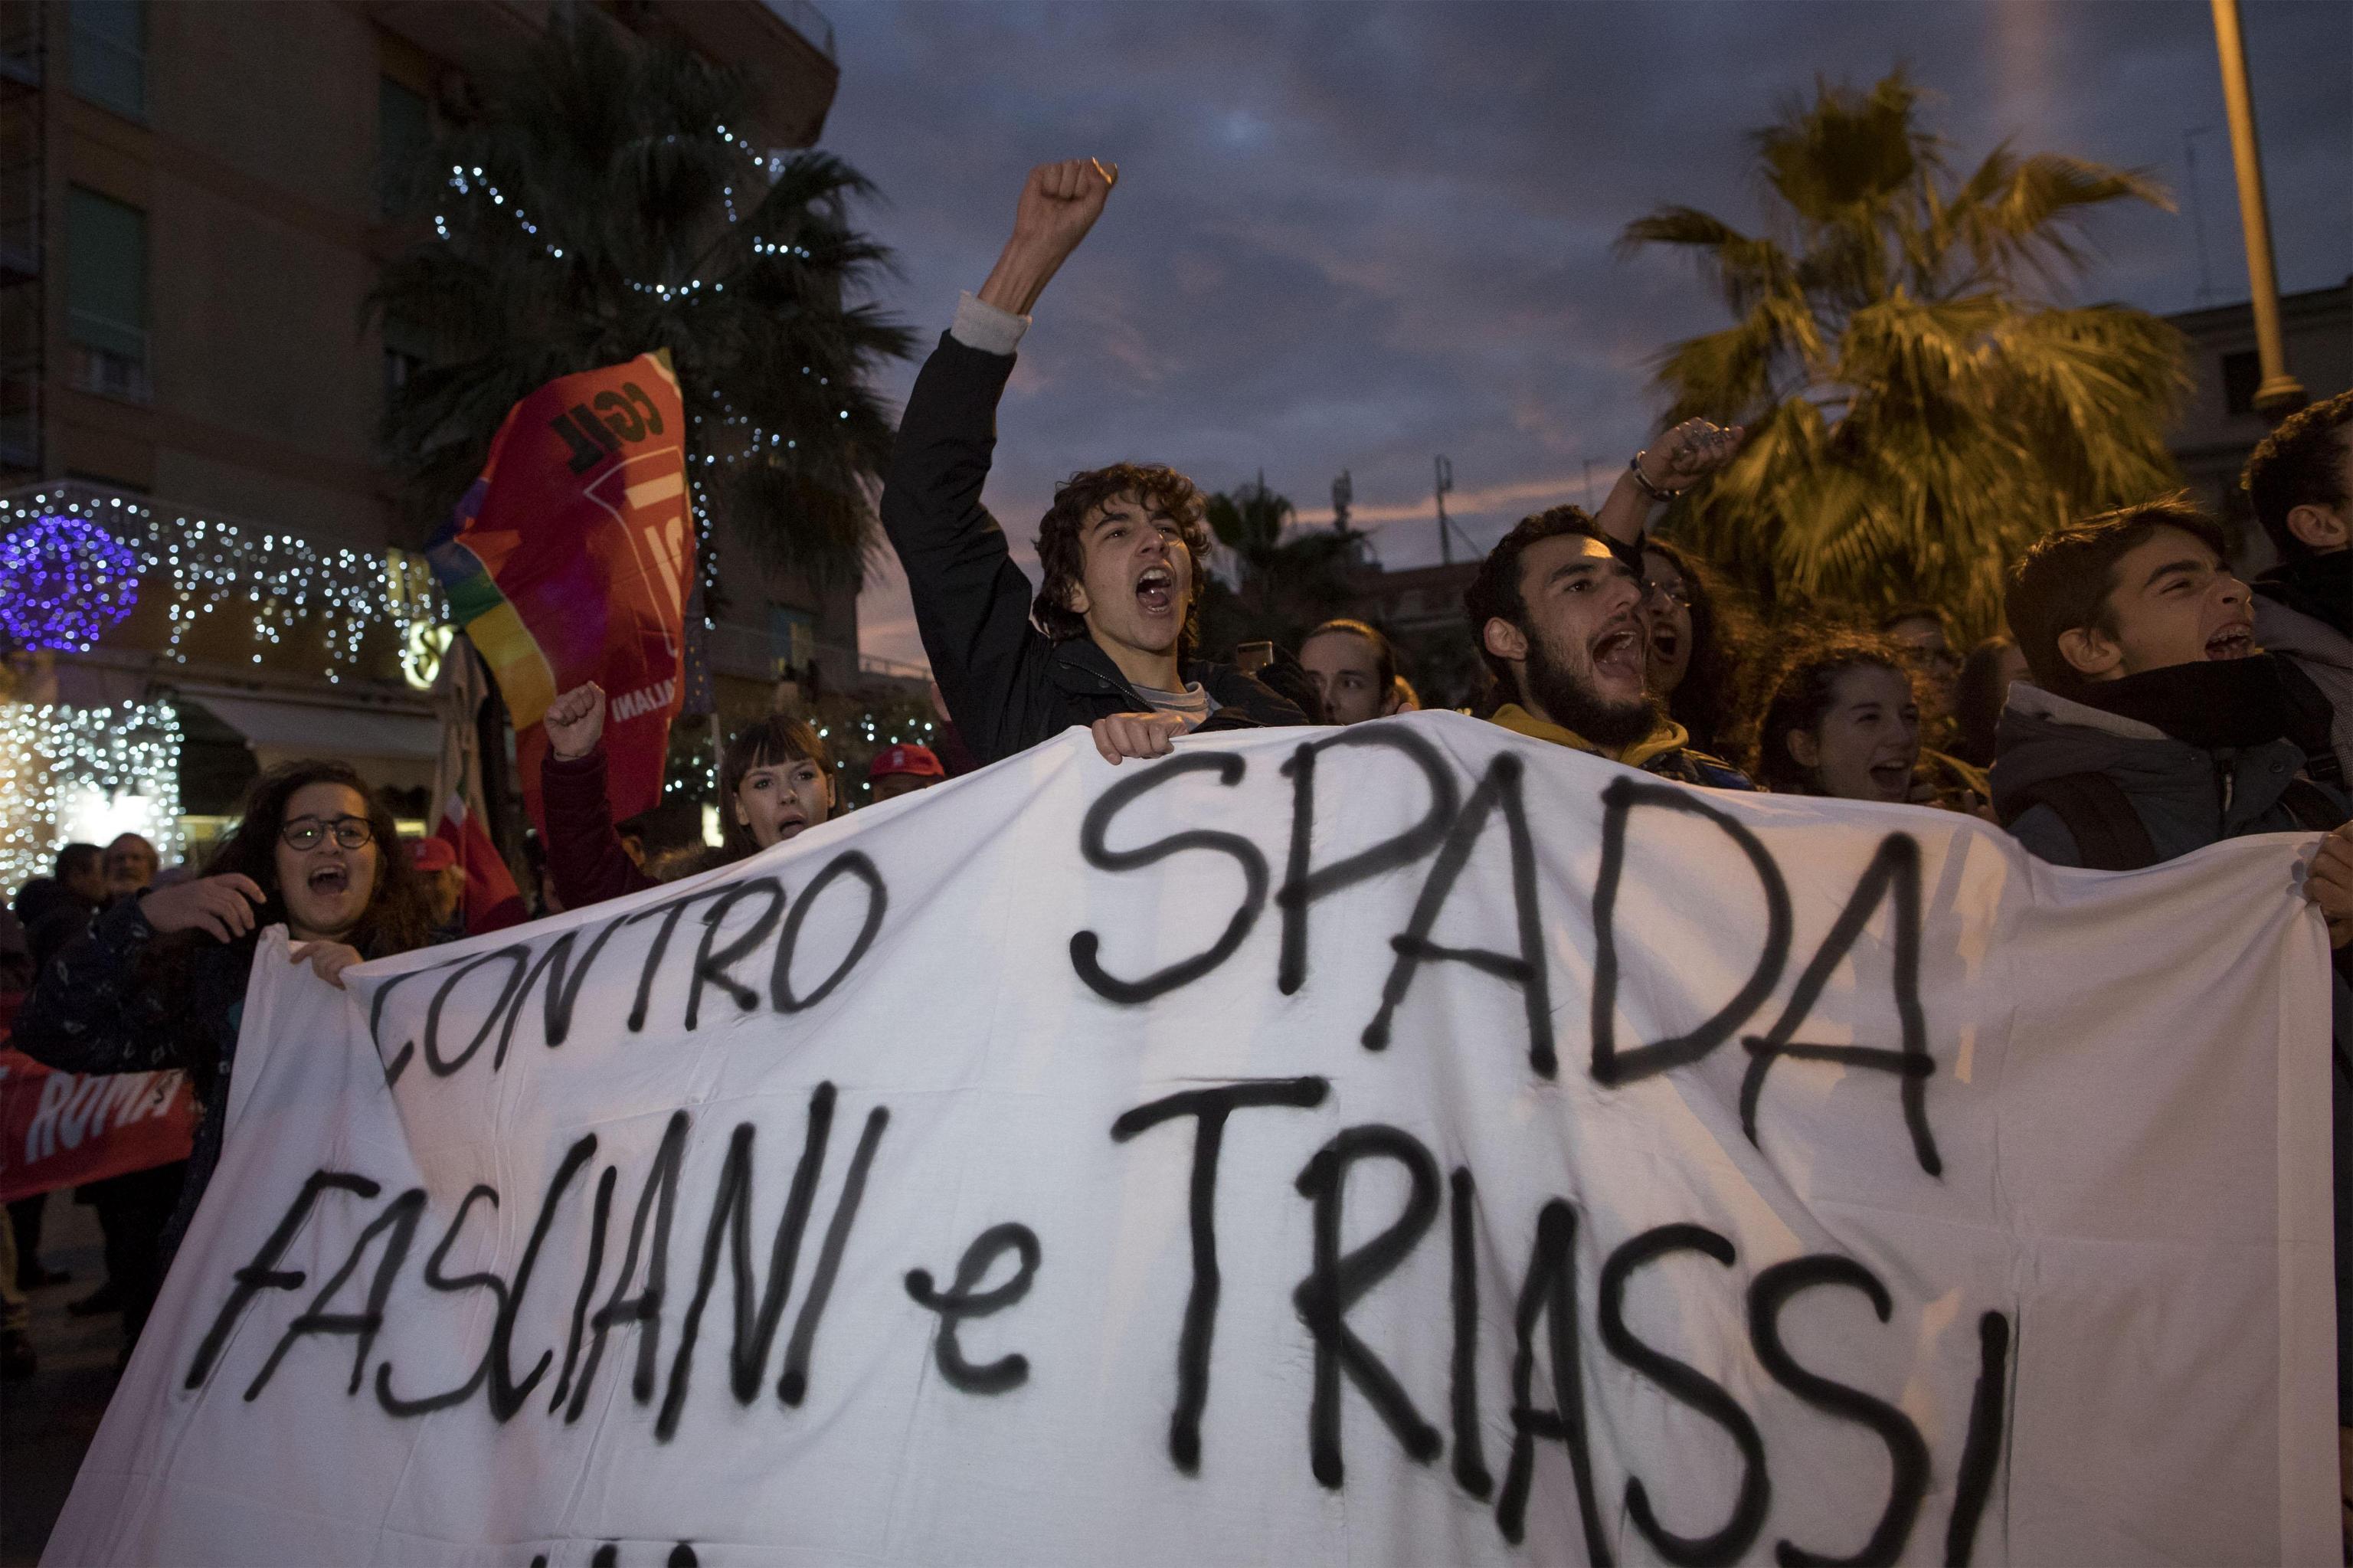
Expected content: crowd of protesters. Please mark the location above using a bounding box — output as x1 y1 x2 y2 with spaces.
4 154 2353 1530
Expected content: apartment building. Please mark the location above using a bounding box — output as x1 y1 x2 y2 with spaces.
2163 275 2353 571
0 0 851 872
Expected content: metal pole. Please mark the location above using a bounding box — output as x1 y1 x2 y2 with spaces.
1435 455 1453 566
2208 0 2305 414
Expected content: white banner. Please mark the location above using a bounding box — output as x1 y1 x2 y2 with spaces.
42 715 2338 1567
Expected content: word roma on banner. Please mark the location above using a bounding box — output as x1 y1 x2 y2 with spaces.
44 715 2339 1567
0 1048 195 1203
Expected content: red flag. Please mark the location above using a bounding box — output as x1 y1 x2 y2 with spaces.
0 1039 197 1203
426 352 693 835
435 792 526 935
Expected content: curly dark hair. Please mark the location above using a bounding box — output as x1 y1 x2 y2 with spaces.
1748 631 1918 795
717 713 833 863
201 760 434 956
2243 388 2351 565
1032 463 1212 655
2004 496 2227 697
1640 537 1752 756
1461 505 1618 701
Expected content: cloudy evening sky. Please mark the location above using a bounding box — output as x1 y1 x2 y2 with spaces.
817 1 2353 671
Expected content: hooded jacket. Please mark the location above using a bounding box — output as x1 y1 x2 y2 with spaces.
880 332 1307 765
2253 588 2353 787
1486 703 1756 789
1989 682 2335 865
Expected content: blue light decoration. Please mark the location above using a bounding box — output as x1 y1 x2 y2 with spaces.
0 512 142 651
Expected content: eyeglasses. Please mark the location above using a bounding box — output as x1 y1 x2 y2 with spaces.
1641 579 1694 609
281 816 374 852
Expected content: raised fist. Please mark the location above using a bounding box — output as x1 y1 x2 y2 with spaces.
545 683 607 761
1008 158 1118 265
1639 419 1746 494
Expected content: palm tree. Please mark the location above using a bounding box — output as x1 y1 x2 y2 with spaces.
1620 71 2186 632
370 12 915 590
1202 476 1366 648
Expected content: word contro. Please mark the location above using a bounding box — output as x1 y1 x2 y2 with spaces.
185 1079 2004 1566
1072 726 1942 1174
367 849 889 1087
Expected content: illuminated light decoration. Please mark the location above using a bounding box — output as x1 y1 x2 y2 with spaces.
1 486 448 686
0 512 142 651
0 700 184 892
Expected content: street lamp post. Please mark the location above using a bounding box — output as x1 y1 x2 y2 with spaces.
2208 0 2306 415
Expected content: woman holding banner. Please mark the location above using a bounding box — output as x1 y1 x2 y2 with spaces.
538 681 836 909
10 762 433 1349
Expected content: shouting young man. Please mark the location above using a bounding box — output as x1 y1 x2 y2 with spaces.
880 159 1306 768
1465 506 1754 787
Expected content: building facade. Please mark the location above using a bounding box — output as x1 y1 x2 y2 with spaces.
2163 274 2352 571
0 0 853 881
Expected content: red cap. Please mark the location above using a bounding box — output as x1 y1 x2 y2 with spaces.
407 836 459 873
868 744 944 782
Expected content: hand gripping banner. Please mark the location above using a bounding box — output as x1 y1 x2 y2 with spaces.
44 716 2339 1566
427 352 694 835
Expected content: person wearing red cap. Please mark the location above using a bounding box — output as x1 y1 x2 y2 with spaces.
405 836 466 939
869 744 945 801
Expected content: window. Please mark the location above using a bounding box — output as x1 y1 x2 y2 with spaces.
69 0 144 119
66 186 148 402
2221 349 2262 418
768 606 817 677
377 76 430 218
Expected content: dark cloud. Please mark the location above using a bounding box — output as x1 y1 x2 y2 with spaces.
822 2 2353 668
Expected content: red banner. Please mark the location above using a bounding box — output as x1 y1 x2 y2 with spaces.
0 1046 197 1203
426 352 694 834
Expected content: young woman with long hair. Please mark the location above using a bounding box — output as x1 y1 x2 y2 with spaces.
11 761 434 1326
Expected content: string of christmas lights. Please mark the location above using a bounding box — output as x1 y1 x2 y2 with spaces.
1 486 446 683
436 152 858 467
0 512 142 651
0 699 185 892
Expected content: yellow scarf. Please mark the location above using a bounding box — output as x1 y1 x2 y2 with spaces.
1486 702 1691 770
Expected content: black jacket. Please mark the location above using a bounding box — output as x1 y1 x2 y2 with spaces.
880 332 1307 766
11 898 255 1274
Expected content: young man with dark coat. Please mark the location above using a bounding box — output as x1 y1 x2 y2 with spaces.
879 159 1305 770
2244 388 2353 785
1990 498 2353 1529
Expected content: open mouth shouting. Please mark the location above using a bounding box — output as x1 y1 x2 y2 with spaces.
2204 620 2254 660
1590 619 1646 685
1134 564 1176 617
1867 758 1914 799
307 862 352 899
1648 624 1680 664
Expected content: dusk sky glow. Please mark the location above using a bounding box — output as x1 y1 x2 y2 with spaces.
823 2 2353 670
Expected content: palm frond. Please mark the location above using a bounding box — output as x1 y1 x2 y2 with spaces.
1619 70 2188 637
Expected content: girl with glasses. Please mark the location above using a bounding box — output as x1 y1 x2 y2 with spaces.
10 761 434 1340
